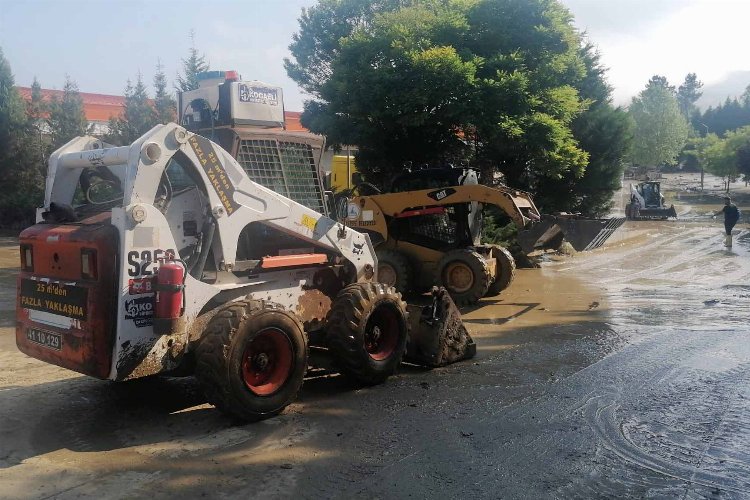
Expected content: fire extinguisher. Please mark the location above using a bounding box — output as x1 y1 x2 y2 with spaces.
154 259 186 321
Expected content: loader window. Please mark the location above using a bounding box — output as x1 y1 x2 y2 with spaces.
236 139 326 213
391 205 473 251
72 167 125 216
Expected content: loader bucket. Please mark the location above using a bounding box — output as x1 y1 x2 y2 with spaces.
517 215 626 254
404 287 476 367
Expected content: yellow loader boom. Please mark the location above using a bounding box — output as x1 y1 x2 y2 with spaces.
347 183 541 241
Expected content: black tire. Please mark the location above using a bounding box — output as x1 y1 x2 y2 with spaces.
486 245 516 296
437 249 491 305
326 282 409 385
195 300 308 421
376 249 413 294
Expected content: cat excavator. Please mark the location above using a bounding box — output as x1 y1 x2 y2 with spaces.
342 168 625 305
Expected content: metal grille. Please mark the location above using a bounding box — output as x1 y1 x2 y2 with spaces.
236 139 325 213
406 208 457 245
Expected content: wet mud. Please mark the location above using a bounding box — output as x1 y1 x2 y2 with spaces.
1 176 750 498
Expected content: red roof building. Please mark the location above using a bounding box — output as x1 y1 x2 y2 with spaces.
17 86 308 133
17 87 127 123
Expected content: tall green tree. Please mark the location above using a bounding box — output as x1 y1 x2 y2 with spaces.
628 76 689 167
676 72 703 119
154 60 176 124
288 0 623 213
106 73 157 145
26 77 49 173
176 31 209 92
536 43 633 215
47 76 87 148
0 48 45 226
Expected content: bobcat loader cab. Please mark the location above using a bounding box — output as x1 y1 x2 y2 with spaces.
16 123 415 421
178 70 329 215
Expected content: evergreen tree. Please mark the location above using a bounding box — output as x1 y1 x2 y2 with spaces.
154 60 176 124
47 76 87 148
26 77 49 174
106 73 157 145
176 31 209 92
677 73 703 119
0 47 45 226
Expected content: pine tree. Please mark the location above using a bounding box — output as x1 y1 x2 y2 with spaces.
47 76 87 148
677 73 703 118
0 47 45 226
26 77 49 174
106 73 157 145
176 31 209 92
154 60 176 124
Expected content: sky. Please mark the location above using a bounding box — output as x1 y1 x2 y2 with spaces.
1 0 749 111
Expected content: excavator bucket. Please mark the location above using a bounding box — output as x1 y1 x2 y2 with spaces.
517 214 626 254
404 287 476 367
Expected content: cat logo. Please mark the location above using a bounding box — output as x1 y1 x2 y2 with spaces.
427 188 456 201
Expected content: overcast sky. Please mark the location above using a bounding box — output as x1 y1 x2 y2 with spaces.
1 0 749 110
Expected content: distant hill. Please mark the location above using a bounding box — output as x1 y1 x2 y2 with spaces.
696 71 750 110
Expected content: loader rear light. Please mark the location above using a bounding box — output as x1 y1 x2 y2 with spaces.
81 249 97 280
20 245 33 272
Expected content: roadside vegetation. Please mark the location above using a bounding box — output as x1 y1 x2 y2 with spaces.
3 0 750 228
0 40 205 228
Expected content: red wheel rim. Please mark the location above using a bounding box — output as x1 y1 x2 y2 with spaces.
241 328 294 396
365 304 401 361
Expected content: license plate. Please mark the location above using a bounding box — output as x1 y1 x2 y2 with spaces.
26 328 62 351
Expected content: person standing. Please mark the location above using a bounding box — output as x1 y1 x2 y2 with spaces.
714 197 740 247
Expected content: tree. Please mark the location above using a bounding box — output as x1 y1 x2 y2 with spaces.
628 76 689 167
26 77 49 173
719 126 750 188
288 0 623 213
677 73 703 119
0 47 45 226
536 44 633 215
176 31 209 92
47 76 88 148
154 60 176 124
105 73 157 145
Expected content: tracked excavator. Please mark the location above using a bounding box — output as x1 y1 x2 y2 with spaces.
343 168 624 305
15 124 475 422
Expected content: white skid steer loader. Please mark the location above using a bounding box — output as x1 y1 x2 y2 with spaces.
16 124 473 421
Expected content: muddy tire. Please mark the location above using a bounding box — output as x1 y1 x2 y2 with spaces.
195 300 308 421
326 282 409 385
437 249 491 305
376 249 413 294
486 245 516 296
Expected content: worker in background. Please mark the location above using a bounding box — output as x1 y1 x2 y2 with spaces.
713 197 740 247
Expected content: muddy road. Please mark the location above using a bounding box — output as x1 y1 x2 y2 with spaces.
2 190 750 498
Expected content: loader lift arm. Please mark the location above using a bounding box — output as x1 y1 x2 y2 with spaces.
348 181 624 255
349 183 542 242
47 124 376 282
